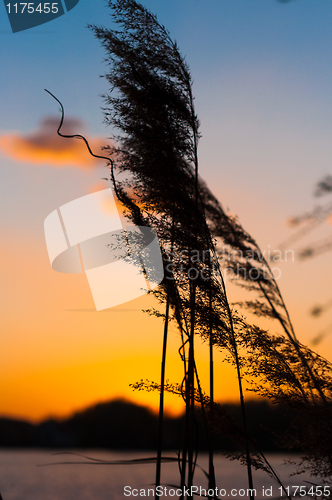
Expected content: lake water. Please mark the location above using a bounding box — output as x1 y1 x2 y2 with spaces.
0 450 313 499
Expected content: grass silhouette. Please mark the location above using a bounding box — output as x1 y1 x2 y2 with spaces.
40 0 332 496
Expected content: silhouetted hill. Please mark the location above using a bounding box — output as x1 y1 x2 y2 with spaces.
52 400 184 449
0 417 35 447
0 399 299 452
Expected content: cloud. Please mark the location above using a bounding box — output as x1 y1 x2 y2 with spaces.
0 116 108 168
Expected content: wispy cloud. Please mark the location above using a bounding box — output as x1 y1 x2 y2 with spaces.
0 116 107 168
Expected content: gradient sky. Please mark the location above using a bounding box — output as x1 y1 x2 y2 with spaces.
1 0 332 422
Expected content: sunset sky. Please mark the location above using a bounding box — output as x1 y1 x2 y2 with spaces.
1 0 332 422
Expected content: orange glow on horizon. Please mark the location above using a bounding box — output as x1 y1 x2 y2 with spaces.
1 226 332 423
0 228 250 423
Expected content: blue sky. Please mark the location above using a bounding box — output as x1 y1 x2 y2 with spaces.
1 0 332 419
2 0 332 225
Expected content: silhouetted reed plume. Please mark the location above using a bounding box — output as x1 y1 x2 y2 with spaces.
47 0 332 493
